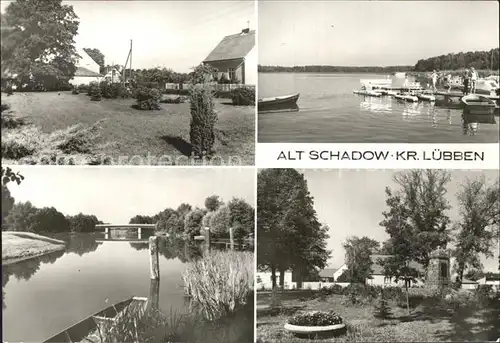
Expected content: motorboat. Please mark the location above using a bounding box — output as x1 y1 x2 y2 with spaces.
394 94 418 102
461 94 498 115
353 89 382 97
258 93 300 109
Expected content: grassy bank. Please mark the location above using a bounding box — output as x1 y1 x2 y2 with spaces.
2 231 66 264
1 91 254 165
257 289 500 342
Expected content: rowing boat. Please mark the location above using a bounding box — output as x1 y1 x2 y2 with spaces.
461 94 498 115
353 90 382 97
394 94 418 102
258 93 300 108
43 297 148 343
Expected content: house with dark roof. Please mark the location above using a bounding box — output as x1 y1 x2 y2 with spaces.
365 254 425 287
203 28 256 85
69 48 103 86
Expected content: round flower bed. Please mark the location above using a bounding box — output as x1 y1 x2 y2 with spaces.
284 311 346 338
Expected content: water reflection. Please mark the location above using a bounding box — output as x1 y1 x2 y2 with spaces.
2 233 101 310
359 96 392 112
258 103 299 113
462 112 497 136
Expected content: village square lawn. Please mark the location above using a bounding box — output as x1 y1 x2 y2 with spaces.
256 291 500 343
2 91 255 165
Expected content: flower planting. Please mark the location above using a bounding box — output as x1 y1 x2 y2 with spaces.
189 84 218 158
288 311 344 327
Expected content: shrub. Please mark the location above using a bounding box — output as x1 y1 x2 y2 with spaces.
182 250 253 321
134 87 161 110
231 87 255 106
2 127 43 159
373 290 392 319
77 84 89 93
72 89 79 95
5 85 13 96
189 85 218 158
288 311 343 326
100 82 131 99
89 82 102 101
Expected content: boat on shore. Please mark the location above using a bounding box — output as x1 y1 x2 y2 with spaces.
461 94 498 115
43 296 148 343
258 93 300 109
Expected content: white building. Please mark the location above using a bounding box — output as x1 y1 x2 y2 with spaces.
69 48 103 86
202 28 256 85
477 276 500 291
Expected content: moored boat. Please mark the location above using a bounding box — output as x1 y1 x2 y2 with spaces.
258 93 300 108
461 94 498 115
43 297 148 343
417 94 436 102
353 89 382 97
394 94 418 102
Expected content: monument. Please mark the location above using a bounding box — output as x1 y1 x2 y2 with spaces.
426 248 450 289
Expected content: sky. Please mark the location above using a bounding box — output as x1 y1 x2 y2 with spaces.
6 167 255 223
259 1 500 66
0 0 255 73
300 169 499 273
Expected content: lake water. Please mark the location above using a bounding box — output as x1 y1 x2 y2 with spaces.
258 73 500 143
2 232 252 342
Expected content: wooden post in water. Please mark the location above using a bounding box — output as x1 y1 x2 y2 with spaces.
148 236 160 311
204 227 211 253
149 278 159 311
229 227 234 251
149 236 160 280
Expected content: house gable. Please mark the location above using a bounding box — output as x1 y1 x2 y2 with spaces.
75 48 102 76
203 30 255 63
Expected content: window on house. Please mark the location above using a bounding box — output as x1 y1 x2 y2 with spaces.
228 68 236 82
256 276 262 283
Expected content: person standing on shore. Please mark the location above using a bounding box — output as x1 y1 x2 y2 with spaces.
431 70 438 92
470 67 478 94
463 69 470 95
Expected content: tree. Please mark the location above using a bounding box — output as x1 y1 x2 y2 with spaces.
453 177 500 284
384 170 452 269
209 205 231 237
30 207 70 233
154 208 176 232
67 213 101 233
227 197 255 240
379 184 423 314
83 48 105 67
373 289 392 319
164 213 184 235
176 203 192 218
1 0 80 85
257 169 331 289
342 236 380 283
1 167 24 228
183 208 206 237
204 195 223 212
3 201 38 232
129 215 155 224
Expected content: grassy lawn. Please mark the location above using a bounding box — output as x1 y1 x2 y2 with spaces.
2 231 66 264
257 291 500 342
2 91 254 165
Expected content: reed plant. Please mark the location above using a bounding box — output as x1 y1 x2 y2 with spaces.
182 250 254 321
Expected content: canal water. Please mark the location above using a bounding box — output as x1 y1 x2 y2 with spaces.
2 232 252 342
258 73 499 143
